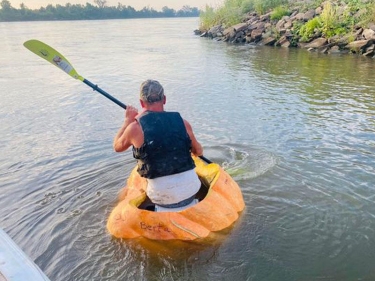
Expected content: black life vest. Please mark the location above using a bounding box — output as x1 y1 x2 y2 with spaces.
132 111 195 179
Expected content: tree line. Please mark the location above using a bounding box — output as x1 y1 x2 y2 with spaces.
0 0 200 21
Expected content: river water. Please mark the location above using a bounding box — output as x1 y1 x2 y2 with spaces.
1 17 375 281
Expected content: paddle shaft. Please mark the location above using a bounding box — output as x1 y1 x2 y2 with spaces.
83 79 126 109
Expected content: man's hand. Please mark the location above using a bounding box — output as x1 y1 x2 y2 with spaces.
125 105 138 122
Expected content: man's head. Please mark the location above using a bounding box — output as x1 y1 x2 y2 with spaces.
140 80 165 104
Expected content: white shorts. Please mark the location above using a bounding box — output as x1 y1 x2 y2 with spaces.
146 169 200 206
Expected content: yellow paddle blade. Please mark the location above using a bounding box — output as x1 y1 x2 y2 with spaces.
23 39 84 81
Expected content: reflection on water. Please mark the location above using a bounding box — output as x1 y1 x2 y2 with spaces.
1 18 375 281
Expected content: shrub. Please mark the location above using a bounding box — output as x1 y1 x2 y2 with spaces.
270 5 290 20
253 0 288 14
241 0 254 13
299 17 322 42
319 1 339 37
199 0 248 29
216 5 244 27
357 0 375 26
320 1 352 38
200 5 218 30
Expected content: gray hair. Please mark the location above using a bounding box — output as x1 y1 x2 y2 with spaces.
140 80 165 103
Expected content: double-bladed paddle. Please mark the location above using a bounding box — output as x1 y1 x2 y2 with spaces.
23 39 212 164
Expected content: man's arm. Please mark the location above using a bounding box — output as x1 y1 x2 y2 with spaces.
183 119 203 156
113 106 138 152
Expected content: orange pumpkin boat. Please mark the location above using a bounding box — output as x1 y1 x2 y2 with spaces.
107 156 245 240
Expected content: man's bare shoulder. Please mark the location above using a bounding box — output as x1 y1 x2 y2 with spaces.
182 118 192 131
126 120 144 148
126 120 141 135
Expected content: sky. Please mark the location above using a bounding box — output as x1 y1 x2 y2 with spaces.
9 0 224 10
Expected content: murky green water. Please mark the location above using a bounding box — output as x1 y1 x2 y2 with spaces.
1 18 375 280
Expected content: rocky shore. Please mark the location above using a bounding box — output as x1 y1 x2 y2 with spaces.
195 1 375 57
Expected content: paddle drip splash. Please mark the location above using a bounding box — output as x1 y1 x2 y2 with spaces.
204 145 278 181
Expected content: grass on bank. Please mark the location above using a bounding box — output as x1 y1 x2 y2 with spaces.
200 0 375 41
200 0 288 29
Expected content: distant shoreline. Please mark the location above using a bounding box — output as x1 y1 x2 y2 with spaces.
0 2 200 22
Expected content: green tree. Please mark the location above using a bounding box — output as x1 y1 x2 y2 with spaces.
162 6 175 17
0 0 15 21
93 0 107 8
0 0 12 9
177 5 195 17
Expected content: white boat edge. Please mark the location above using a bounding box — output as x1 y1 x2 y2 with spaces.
0 228 50 281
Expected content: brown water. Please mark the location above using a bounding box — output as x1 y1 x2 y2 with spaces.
1 18 375 281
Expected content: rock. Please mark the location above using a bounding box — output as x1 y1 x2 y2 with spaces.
304 38 328 48
285 30 293 38
260 37 276 46
298 42 309 48
367 44 375 51
292 13 305 21
251 29 264 41
284 20 293 29
208 25 222 38
232 23 248 32
354 28 364 40
362 29 375 40
363 46 374 56
223 27 236 40
276 19 285 31
255 22 266 29
369 23 375 32
194 29 201 35
290 11 298 17
245 35 253 43
281 41 291 48
246 15 259 25
200 31 208 37
345 39 373 52
363 44 375 56
264 22 272 29
248 21 265 33
303 9 315 21
247 22 258 32
276 36 290 47
260 13 271 21
329 46 341 54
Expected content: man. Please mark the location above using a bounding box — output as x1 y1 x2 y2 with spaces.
113 79 203 212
